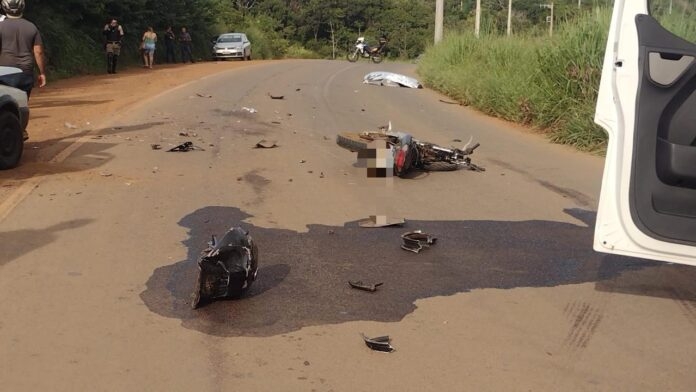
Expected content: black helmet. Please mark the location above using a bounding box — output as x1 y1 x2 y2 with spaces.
1 0 25 16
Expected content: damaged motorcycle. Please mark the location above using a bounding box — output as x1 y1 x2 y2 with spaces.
192 227 259 309
336 123 484 177
347 36 387 64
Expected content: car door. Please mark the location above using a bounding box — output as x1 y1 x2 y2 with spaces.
595 0 696 266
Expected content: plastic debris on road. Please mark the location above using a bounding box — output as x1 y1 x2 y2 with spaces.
361 334 395 353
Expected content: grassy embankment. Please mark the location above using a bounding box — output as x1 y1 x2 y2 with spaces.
418 8 696 153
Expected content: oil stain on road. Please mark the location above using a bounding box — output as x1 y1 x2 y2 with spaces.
141 206 679 337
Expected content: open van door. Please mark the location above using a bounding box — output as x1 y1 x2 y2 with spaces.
594 1 696 266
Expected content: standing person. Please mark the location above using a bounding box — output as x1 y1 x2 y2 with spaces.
164 26 176 63
141 26 157 69
179 27 194 64
103 18 124 74
0 0 47 99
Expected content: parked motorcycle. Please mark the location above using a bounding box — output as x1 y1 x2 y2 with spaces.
191 227 259 309
347 36 387 64
336 123 484 177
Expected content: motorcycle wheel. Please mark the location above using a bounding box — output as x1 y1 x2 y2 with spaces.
336 133 370 152
371 54 383 64
347 50 359 62
422 161 460 172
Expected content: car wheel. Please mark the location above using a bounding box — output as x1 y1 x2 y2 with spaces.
0 110 23 170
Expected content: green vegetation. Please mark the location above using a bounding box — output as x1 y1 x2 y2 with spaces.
419 2 696 152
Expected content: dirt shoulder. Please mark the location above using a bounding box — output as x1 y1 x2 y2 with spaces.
26 61 262 161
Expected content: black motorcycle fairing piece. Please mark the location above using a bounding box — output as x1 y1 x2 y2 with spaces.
192 227 259 309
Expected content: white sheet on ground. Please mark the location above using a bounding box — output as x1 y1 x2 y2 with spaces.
363 72 422 89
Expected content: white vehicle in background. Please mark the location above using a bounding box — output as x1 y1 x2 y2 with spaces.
594 1 696 266
0 66 30 170
212 33 252 61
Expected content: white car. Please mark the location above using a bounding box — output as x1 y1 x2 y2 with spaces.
212 33 251 61
0 66 30 170
594 1 696 266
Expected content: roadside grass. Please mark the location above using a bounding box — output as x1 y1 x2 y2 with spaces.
418 9 612 152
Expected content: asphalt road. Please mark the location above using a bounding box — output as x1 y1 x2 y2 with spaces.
2 60 696 391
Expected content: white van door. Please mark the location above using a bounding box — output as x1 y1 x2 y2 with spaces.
594 0 696 266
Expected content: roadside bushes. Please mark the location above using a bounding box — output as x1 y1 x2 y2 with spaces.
418 9 610 152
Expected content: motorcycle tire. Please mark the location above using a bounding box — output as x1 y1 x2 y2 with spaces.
336 133 369 152
422 161 460 172
347 51 359 63
371 54 383 64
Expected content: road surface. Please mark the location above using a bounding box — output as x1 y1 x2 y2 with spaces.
1 60 695 391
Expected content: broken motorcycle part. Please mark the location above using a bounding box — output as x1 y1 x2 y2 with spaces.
401 230 437 253
192 227 259 309
168 141 204 152
358 216 406 228
349 281 384 292
361 334 395 353
254 140 279 149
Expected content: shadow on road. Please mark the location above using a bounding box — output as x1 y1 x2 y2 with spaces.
1 219 94 266
140 206 696 337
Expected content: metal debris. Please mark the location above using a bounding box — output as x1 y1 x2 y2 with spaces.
359 216 406 228
168 141 204 152
268 93 285 100
196 93 213 98
242 107 258 114
254 140 279 149
151 144 162 150
361 334 395 353
401 230 437 253
349 281 383 292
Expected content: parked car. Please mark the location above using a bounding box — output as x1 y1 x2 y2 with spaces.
212 33 252 61
0 66 30 170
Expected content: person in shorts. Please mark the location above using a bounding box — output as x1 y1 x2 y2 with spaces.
141 26 157 69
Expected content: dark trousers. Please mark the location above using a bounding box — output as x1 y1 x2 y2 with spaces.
180 44 193 63
165 44 176 63
0 71 34 98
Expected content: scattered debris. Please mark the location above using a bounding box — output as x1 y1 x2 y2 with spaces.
359 216 406 228
349 281 383 292
300 160 306 164
168 141 204 152
196 93 213 98
401 230 437 253
452 139 462 143
179 131 198 137
328 230 335 235
152 166 159 173
361 334 395 353
320 172 325 179
295 88 301 92
363 72 422 89
439 99 459 105
64 122 78 129
272 121 281 125
151 144 162 150
99 171 113 177
268 93 285 100
242 107 258 114
254 140 279 149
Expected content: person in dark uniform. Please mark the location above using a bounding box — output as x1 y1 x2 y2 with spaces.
179 27 194 64
0 0 47 98
164 26 176 63
103 18 124 74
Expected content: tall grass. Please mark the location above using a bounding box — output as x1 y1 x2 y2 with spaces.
418 9 612 152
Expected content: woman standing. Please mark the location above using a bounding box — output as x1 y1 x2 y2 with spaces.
141 26 157 69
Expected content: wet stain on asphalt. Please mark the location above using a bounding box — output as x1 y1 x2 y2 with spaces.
141 207 664 337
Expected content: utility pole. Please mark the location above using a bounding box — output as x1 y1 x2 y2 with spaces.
669 0 673 14
507 0 512 36
475 0 481 38
435 0 444 44
541 3 554 37
578 0 581 9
